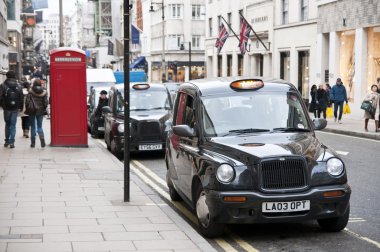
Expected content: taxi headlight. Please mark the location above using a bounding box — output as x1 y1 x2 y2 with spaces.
117 124 124 133
326 158 344 176
216 164 235 183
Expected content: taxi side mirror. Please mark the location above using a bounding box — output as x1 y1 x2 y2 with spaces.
313 118 327 130
102 106 112 114
173 125 196 137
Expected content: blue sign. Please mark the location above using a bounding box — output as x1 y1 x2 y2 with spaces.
132 25 140 45
32 0 48 9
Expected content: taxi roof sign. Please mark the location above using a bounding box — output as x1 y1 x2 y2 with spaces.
230 79 264 90
132 83 150 90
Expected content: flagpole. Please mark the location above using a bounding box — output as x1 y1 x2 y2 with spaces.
220 16 240 42
238 13 269 51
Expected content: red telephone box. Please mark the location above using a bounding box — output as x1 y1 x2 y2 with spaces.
50 48 88 147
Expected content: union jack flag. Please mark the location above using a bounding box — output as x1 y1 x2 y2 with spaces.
215 23 229 54
238 16 252 55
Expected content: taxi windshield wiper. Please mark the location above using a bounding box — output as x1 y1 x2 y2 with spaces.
272 127 310 132
130 108 149 111
150 106 170 110
223 128 270 136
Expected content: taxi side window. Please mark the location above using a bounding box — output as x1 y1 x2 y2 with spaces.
175 93 195 128
108 91 114 112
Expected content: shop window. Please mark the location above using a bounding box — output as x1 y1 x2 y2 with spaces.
259 54 264 76
282 0 289 25
339 30 355 101
280 51 290 81
227 55 232 76
238 54 243 76
217 55 222 77
298 51 309 100
367 27 380 92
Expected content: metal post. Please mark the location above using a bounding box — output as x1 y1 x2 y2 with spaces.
123 0 131 202
161 0 165 83
188 42 191 81
59 0 64 46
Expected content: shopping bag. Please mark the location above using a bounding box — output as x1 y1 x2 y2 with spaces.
343 103 351 114
326 107 333 118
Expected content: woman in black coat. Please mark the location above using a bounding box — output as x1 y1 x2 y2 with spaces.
317 84 328 119
309 85 318 118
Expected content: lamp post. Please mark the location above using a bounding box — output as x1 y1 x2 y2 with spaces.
180 41 191 81
150 0 165 83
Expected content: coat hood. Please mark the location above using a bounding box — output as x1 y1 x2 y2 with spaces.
30 86 47 97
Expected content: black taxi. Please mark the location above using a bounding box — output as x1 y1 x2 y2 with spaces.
102 83 172 158
165 77 351 237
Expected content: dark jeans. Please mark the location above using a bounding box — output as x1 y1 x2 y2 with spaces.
21 116 30 130
334 101 344 120
29 115 44 140
4 110 18 144
317 109 326 119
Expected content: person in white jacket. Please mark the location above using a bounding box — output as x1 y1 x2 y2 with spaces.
363 84 379 132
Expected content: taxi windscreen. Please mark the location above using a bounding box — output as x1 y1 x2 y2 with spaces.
201 92 310 137
116 90 170 112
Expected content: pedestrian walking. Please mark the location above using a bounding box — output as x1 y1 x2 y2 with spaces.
317 84 328 119
325 83 331 106
330 78 348 124
91 90 108 138
25 78 48 148
377 77 380 130
0 71 24 148
308 84 317 118
363 84 379 132
20 77 31 138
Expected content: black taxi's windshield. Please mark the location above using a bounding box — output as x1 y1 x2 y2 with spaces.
116 89 170 112
201 92 310 137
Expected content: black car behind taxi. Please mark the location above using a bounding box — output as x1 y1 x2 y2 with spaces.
165 77 351 237
102 83 172 158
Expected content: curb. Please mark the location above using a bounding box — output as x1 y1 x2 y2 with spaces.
322 128 380 141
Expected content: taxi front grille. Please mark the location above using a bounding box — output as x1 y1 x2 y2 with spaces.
137 121 161 141
260 158 307 191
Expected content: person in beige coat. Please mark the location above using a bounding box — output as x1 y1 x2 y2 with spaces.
363 84 379 132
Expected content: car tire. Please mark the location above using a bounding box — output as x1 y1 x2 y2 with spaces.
106 136 111 150
168 185 182 201
194 187 224 238
111 139 123 159
317 203 350 232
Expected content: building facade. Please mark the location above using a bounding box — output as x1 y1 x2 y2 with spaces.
0 0 9 83
7 0 23 80
142 0 206 82
316 0 380 119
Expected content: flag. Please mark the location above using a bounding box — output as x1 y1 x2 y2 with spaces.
238 15 252 55
36 10 43 23
215 23 229 54
131 24 141 45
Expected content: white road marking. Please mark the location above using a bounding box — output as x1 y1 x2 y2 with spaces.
318 131 380 143
97 139 107 148
131 161 259 252
348 220 366 223
336 151 349 156
344 228 380 249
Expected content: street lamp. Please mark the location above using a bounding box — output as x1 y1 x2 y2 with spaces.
150 0 165 83
180 41 191 81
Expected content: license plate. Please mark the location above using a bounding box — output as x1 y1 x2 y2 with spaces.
139 144 162 151
262 200 310 213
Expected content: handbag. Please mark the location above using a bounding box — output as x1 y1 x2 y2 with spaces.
25 95 39 115
360 100 375 115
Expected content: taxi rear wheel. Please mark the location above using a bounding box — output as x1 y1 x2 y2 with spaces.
195 188 224 238
317 203 350 232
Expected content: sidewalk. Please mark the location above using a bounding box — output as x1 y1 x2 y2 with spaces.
320 115 380 140
0 110 215 252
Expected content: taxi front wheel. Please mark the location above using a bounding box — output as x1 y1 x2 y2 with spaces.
317 203 350 232
195 188 224 238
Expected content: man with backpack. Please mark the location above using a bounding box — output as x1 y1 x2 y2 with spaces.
0 71 24 148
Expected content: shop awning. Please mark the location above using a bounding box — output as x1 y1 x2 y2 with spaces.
130 56 147 69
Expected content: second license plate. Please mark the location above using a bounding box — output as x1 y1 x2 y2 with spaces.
262 200 310 213
139 144 162 151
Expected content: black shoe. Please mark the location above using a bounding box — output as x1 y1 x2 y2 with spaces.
40 138 46 148
4 143 9 147
31 140 35 148
9 144 15 148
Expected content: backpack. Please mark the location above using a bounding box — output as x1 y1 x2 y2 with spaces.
4 85 20 110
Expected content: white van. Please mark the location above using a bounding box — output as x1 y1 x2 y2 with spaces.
86 68 116 96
